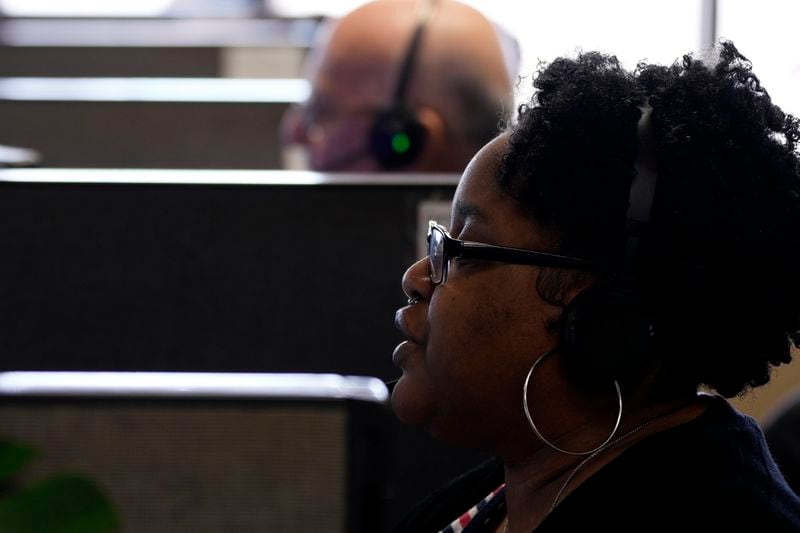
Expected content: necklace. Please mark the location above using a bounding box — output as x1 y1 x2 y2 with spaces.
551 396 712 513
549 416 656 511
499 422 650 533
501 399 703 531
500 424 648 533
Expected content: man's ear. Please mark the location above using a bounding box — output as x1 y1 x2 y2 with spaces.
412 106 451 171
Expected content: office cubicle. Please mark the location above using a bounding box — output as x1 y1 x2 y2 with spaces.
0 169 483 530
0 169 454 375
0 371 388 533
0 78 307 168
0 17 317 78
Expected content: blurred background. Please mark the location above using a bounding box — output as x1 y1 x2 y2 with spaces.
0 0 795 112
0 1 797 531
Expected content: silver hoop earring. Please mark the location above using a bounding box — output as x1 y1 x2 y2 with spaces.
523 350 623 456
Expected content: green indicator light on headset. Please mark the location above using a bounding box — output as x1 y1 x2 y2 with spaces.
391 132 411 154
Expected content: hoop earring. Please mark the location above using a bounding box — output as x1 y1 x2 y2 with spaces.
523 350 623 456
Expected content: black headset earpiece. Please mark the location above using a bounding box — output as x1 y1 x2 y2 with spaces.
368 0 435 170
559 102 659 383
369 107 427 169
560 282 654 383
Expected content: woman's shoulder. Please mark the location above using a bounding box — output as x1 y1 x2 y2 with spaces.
392 396 800 532
543 395 800 531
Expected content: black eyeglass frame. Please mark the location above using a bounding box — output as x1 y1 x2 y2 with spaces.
427 221 597 285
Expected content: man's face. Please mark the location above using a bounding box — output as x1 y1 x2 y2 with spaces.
282 48 396 172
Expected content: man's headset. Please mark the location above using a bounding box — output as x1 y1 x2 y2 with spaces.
559 102 659 383
367 0 437 169
322 0 436 171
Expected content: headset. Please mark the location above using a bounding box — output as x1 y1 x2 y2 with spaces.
559 102 660 383
367 0 437 170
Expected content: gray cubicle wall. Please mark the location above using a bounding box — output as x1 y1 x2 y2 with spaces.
0 169 484 532
0 169 452 376
0 78 306 168
0 372 388 533
0 18 317 78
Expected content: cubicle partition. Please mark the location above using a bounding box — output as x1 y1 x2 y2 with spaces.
0 17 317 78
0 372 388 533
0 169 484 530
0 78 307 168
0 169 455 376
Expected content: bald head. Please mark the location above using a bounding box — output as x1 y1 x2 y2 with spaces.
283 0 516 172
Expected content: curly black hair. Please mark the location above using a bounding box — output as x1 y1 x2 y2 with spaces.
500 41 800 398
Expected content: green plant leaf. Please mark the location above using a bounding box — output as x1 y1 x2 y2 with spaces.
0 474 119 533
0 439 37 484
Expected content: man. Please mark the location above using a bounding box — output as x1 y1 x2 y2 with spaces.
281 0 517 172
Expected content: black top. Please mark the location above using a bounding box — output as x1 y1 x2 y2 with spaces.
766 398 800 494
394 396 800 532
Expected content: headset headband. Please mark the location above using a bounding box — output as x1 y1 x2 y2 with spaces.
392 0 438 106
621 101 658 277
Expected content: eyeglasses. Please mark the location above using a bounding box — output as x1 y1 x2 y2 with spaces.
299 98 381 133
426 221 596 285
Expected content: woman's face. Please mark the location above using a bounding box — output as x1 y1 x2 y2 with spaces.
391 135 564 449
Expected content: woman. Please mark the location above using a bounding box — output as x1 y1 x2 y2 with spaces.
391 42 800 532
